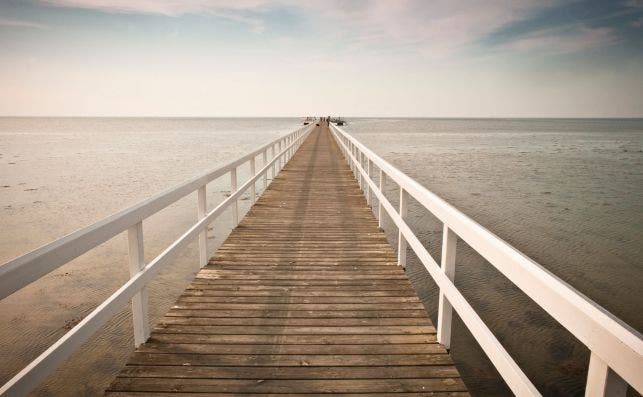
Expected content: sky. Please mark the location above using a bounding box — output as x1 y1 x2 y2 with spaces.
0 0 642 117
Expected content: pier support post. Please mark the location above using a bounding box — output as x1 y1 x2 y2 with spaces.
437 224 457 349
127 221 149 347
354 146 359 181
288 136 293 160
585 353 627 397
262 150 268 189
197 185 208 268
397 188 408 268
378 170 385 229
250 157 256 205
353 145 361 179
367 159 373 206
359 152 364 192
230 167 239 227
271 146 276 180
350 143 355 176
278 140 283 169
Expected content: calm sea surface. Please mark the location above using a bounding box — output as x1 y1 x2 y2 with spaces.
1 117 641 396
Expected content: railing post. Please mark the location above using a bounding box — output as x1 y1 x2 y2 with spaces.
437 224 457 349
285 137 289 161
367 158 372 206
585 353 627 397
359 152 364 191
262 150 268 189
398 188 408 268
351 142 357 174
355 147 360 182
378 170 384 229
278 140 283 169
127 221 149 347
197 185 208 268
355 147 360 181
271 145 276 180
230 167 239 227
250 157 256 205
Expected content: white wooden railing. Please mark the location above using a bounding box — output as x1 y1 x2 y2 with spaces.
0 123 314 396
330 123 642 397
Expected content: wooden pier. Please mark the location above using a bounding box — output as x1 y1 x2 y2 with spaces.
105 125 469 395
4 122 639 397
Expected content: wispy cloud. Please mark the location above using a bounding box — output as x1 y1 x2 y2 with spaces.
500 25 620 53
34 0 640 57
38 0 555 57
40 0 274 16
40 0 275 33
0 17 47 29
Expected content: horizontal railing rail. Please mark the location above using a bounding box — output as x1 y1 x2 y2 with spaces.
0 123 315 396
330 123 642 397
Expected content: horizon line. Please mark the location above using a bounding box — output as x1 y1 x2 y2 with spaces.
1 115 643 120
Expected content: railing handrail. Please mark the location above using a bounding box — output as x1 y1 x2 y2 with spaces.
0 123 315 396
330 123 642 396
0 125 310 301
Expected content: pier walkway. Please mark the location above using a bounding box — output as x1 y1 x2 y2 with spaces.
105 125 469 395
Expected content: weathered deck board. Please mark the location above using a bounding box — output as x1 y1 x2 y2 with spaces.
105 125 469 396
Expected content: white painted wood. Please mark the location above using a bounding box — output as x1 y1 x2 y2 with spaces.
367 159 373 206
398 188 408 268
329 124 643 396
278 140 283 169
353 145 358 179
127 221 149 347
250 157 256 205
586 353 628 397
271 145 276 180
437 224 457 349
378 169 384 229
262 151 268 189
230 167 239 227
197 185 208 268
358 151 363 190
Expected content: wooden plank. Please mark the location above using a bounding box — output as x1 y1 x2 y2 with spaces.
170 302 425 311
163 309 430 318
135 343 447 355
174 295 422 303
105 125 468 395
147 334 438 344
106 393 471 397
159 317 432 326
116 365 461 379
107 378 468 393
152 325 436 335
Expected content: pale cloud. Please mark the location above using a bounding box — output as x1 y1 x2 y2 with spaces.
39 0 555 56
40 0 276 16
500 25 620 53
40 0 275 32
310 0 556 51
0 17 47 29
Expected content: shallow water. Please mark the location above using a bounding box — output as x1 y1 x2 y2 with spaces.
344 118 643 396
0 117 641 396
